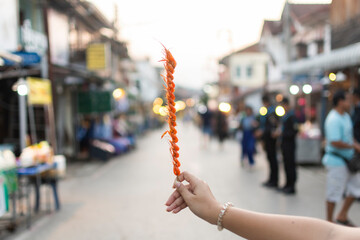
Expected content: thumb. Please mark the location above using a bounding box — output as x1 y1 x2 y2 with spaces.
175 181 192 201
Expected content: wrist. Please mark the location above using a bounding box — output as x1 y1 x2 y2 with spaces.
216 202 234 231
207 202 222 225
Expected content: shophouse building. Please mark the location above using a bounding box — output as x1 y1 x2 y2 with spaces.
219 43 269 112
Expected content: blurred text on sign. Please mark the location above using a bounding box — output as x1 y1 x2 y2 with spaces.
86 43 107 70
27 77 52 105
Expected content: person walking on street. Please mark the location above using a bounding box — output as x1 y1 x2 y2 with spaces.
322 90 360 226
275 97 298 194
214 110 228 151
259 95 279 188
239 106 257 168
352 88 360 143
199 107 213 149
166 171 360 240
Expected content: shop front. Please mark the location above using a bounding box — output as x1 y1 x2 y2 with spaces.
284 42 360 163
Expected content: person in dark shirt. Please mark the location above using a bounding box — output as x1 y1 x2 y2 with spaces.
352 88 360 143
214 110 228 150
199 107 214 148
259 95 279 188
275 97 298 194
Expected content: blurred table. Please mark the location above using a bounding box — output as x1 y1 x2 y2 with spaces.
1 163 60 229
17 163 60 212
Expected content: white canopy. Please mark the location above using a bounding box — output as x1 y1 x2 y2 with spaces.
284 42 360 74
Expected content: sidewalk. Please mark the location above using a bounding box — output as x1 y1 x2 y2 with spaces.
6 122 360 240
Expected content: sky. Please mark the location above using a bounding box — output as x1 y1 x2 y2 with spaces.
90 0 331 89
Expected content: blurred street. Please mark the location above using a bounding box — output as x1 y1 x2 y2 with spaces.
2 0 360 239
7 122 360 240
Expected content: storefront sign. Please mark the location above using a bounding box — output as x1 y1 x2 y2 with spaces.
77 91 112 113
27 77 53 105
86 43 107 70
21 20 48 56
0 0 18 52
3 51 41 66
48 9 69 66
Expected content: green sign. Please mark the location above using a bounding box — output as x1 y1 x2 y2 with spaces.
77 91 112 114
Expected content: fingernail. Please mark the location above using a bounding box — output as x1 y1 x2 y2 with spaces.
175 181 181 188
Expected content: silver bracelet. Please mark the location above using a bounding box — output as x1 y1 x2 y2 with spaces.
217 202 233 231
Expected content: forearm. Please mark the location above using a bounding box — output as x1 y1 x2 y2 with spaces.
221 208 339 240
331 141 354 149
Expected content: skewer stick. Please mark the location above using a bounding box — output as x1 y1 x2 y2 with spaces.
160 45 181 176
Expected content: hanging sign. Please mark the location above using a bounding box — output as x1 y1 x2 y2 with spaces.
86 43 107 70
27 77 53 105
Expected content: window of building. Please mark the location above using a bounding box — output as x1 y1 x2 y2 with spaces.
246 65 253 78
317 40 324 54
297 43 308 59
236 66 241 77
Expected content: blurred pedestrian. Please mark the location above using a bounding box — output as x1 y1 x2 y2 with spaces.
259 95 279 188
239 106 257 168
276 97 298 194
199 107 213 148
166 171 360 239
322 90 360 226
352 88 360 143
77 118 92 157
234 101 246 142
214 110 228 150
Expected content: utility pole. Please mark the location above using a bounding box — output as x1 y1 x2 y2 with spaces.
283 0 293 103
284 0 291 63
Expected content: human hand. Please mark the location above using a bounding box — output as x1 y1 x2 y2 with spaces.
354 142 360 153
254 129 263 138
165 171 221 225
251 120 259 128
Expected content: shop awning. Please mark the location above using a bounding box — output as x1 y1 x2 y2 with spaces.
283 42 360 74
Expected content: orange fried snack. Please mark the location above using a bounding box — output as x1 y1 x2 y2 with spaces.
160 45 181 176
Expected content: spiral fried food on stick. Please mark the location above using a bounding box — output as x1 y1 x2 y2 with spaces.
160 45 181 176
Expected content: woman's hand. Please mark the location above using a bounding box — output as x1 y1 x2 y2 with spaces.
165 171 221 225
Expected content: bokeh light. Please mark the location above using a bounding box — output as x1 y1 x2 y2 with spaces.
298 98 306 106
259 106 268 116
153 105 161 114
208 99 218 111
329 72 336 81
302 84 312 94
218 102 231 113
197 104 207 114
113 88 125 100
276 94 283 102
289 85 299 95
159 106 169 117
175 101 186 112
275 106 285 117
17 84 28 96
153 97 163 106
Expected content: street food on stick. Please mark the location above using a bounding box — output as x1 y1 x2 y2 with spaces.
160 45 181 176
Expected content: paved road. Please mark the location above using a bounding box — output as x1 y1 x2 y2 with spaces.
8 122 360 240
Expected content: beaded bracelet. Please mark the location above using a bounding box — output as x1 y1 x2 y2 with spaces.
217 202 234 231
